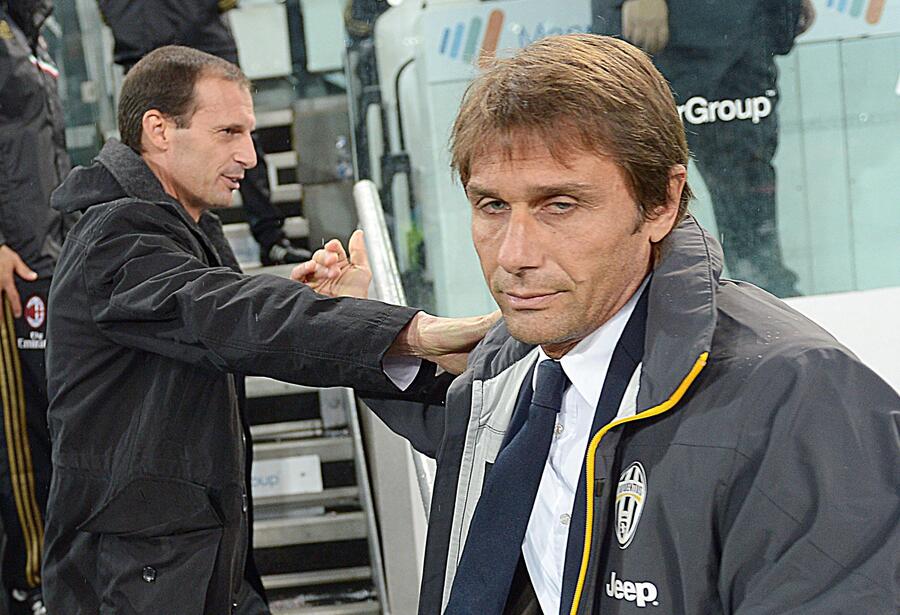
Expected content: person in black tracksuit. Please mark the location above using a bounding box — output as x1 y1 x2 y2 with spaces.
0 1 76 612
593 0 809 297
96 0 310 266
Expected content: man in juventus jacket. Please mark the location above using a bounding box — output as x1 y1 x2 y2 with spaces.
301 35 899 615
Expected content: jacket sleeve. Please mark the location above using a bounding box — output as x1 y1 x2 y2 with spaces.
83 201 425 395
718 346 900 614
363 366 456 458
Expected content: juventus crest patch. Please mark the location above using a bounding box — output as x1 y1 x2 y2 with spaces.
615 461 646 549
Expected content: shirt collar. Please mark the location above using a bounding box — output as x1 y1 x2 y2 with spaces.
534 277 649 410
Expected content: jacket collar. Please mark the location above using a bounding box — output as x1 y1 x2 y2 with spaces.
96 139 184 210
637 215 719 409
95 139 226 267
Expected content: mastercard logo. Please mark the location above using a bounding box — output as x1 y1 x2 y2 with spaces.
826 0 885 25
439 9 505 67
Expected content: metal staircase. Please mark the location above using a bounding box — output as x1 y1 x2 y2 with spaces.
243 377 388 614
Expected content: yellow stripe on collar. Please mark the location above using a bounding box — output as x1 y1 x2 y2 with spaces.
568 352 709 615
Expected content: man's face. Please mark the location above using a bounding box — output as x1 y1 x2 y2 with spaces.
467 140 677 357
158 76 256 216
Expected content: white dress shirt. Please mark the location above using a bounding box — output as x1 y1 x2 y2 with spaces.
523 278 647 615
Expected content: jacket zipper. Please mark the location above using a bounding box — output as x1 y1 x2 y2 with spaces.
568 352 709 615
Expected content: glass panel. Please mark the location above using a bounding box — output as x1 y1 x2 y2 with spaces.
345 0 898 310
52 0 900 306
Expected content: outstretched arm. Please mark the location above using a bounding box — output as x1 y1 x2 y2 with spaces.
292 230 500 375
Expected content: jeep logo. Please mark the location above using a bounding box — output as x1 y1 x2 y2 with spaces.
605 571 660 608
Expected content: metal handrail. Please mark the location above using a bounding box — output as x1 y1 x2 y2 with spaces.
353 179 436 518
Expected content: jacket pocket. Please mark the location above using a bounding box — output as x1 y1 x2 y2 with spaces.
77 477 226 614
77 476 224 537
97 527 222 615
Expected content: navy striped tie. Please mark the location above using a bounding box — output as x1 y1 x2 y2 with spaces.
446 359 570 614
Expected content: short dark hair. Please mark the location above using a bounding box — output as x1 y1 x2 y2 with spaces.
117 45 250 152
451 34 693 224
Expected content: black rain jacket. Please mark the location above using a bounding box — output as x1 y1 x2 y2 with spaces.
43 139 440 614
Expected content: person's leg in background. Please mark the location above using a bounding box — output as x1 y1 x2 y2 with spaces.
242 134 311 266
0 281 52 615
657 44 800 297
689 46 799 297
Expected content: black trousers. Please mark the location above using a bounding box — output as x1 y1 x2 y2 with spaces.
0 279 52 595
655 43 799 296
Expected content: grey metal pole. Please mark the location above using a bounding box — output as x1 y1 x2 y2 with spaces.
353 179 436 517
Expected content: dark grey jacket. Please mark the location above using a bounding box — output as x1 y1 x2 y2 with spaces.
0 0 75 276
372 216 899 615
43 139 440 614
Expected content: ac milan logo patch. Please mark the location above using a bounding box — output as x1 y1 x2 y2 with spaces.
25 296 46 329
615 461 646 549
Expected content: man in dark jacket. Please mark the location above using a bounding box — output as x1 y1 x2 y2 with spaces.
303 34 899 615
97 0 310 266
592 0 816 297
0 1 75 611
42 45 492 614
